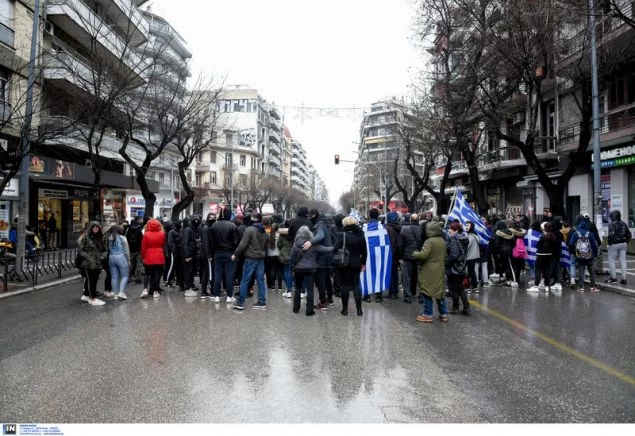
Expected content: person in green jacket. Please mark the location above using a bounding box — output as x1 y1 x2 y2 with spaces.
412 220 448 323
277 224 294 297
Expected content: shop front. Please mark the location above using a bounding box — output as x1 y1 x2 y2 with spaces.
125 194 177 221
0 178 19 240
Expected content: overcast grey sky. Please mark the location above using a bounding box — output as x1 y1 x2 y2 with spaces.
149 0 421 209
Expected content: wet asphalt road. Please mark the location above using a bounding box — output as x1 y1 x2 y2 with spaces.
0 278 633 423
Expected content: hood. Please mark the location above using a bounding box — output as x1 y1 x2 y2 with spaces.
343 224 364 235
128 221 142 231
190 216 201 228
425 221 443 237
310 213 320 225
88 222 102 237
146 218 163 232
253 223 266 233
173 220 182 230
577 220 590 233
182 218 190 228
294 225 313 244
494 220 508 231
334 213 345 229
297 207 308 217
609 210 621 221
387 211 399 224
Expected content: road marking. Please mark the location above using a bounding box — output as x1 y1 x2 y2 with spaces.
469 299 635 386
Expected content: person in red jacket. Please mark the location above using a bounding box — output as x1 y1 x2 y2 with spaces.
141 218 166 299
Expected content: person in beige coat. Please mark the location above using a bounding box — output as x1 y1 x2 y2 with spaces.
412 220 448 323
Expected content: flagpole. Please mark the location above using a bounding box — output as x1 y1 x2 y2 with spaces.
444 188 459 229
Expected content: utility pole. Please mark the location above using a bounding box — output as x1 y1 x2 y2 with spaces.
16 0 41 274
589 0 602 236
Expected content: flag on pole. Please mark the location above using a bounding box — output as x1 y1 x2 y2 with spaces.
360 220 392 296
447 189 491 246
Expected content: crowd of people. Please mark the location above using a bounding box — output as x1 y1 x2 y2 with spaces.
73 204 631 325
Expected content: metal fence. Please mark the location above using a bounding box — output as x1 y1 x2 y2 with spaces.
0 248 79 292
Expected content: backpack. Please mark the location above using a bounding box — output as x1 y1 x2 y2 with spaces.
512 237 527 259
574 231 593 260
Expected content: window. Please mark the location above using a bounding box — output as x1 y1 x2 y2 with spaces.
159 172 165 185
196 151 203 162
251 157 257 169
225 152 232 167
0 69 9 104
224 172 231 186
147 171 155 180
240 174 248 187
240 154 246 167
210 171 217 184
195 172 202 187
225 132 233 147
0 0 13 28
233 100 240 112
210 151 216 163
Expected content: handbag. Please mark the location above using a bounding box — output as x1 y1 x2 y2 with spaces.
331 232 350 268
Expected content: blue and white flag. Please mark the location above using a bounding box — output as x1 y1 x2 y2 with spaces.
560 241 570 268
349 208 362 223
448 190 491 246
524 229 541 267
360 220 393 296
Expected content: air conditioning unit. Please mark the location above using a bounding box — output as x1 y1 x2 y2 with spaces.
513 111 525 125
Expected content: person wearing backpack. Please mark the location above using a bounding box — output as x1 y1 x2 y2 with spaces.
606 210 631 285
446 222 470 315
568 218 599 293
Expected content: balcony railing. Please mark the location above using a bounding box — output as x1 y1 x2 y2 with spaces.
559 2 633 61
0 22 15 47
559 102 635 146
0 101 11 122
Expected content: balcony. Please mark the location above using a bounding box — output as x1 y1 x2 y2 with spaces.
146 15 192 59
269 153 281 167
105 0 150 45
559 102 635 150
43 50 95 94
0 22 14 48
432 160 469 180
46 0 148 81
268 129 280 144
195 161 209 172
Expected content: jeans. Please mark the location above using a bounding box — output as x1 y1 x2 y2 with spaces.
283 263 294 291
213 250 236 298
577 259 596 288
421 294 448 317
401 260 418 298
109 254 129 294
608 242 628 280
293 270 315 313
238 258 267 306
569 256 577 282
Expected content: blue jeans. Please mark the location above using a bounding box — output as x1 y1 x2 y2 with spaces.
283 262 294 290
213 250 236 297
569 256 577 282
109 254 129 294
421 294 448 317
238 258 267 306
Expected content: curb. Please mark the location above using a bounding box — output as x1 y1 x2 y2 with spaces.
0 274 82 300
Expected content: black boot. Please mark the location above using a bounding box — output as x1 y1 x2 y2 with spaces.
341 298 348 316
460 294 471 315
449 296 460 314
355 298 363 316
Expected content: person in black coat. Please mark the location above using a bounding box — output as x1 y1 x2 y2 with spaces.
330 213 345 297
288 206 311 243
181 215 202 295
332 216 367 316
399 213 421 304
167 220 183 290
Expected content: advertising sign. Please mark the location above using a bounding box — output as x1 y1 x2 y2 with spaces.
0 200 9 239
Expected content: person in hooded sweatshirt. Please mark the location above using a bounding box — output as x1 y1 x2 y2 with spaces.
302 209 333 310
277 221 295 297
412 220 448 323
331 216 367 316
210 207 239 303
385 211 402 300
181 215 202 297
161 220 173 288
400 213 422 304
446 222 470 315
606 209 631 285
288 206 311 243
79 222 108 306
167 220 183 290
548 216 564 291
290 225 333 316
330 213 345 298
141 218 166 298
199 213 217 299
232 216 272 310
568 217 599 293
527 222 560 293
494 220 517 286
126 216 144 283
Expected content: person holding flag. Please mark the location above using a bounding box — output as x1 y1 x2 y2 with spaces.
360 208 392 302
447 190 491 247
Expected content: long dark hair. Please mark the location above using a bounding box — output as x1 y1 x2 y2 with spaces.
542 222 556 241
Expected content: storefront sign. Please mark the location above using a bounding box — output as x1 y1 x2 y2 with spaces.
157 198 173 207
38 188 68 199
0 201 9 239
0 178 19 199
29 156 75 178
596 143 635 169
127 196 146 205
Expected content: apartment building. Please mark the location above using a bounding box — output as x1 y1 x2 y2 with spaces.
290 139 310 195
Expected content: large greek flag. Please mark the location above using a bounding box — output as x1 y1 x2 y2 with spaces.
448 190 490 246
524 229 541 267
524 230 570 268
360 220 392 296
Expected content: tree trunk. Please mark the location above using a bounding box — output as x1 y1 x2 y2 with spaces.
171 163 192 221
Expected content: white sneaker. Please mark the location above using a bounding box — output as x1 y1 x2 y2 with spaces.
489 273 500 279
80 295 90 302
544 286 550 293
526 286 540 293
300 292 306 299
118 292 128 300
283 292 292 298
552 283 562 291
141 289 149 298
511 282 519 288
184 289 198 297
103 291 113 298
213 296 220 303
89 298 106 306
538 283 545 291
153 292 160 299
226 296 236 303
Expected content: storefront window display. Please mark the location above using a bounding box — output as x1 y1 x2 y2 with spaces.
629 168 635 228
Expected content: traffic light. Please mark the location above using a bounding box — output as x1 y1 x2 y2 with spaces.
334 154 340 164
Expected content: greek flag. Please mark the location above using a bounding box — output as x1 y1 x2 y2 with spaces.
360 220 392 296
448 190 490 246
349 208 362 223
524 229 541 267
560 241 570 268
